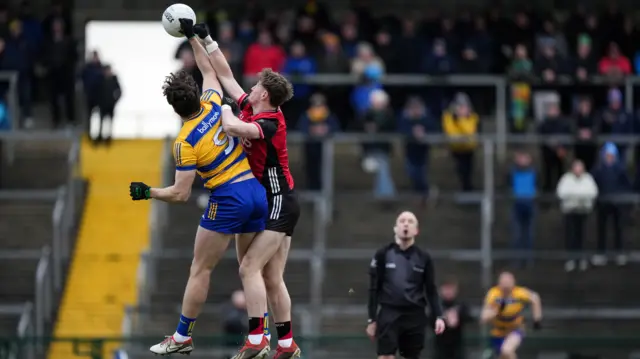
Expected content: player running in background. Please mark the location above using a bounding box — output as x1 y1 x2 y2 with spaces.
190 24 301 359
481 272 543 359
129 19 268 356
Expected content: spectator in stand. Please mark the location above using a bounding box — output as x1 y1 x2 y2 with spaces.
557 159 598 272
81 50 103 129
361 89 396 199
442 93 479 192
534 40 568 83
572 34 598 82
42 18 76 128
340 23 359 58
283 41 317 127
424 38 456 75
505 11 534 55
398 96 438 201
508 150 536 268
618 17 639 59
591 143 631 267
5 20 34 128
538 100 570 191
373 28 397 73
95 65 120 145
508 44 534 78
298 0 331 31
439 18 460 55
598 42 631 77
317 33 349 73
459 43 486 73
536 19 568 58
223 290 248 355
599 88 634 161
0 7 10 38
573 96 598 170
468 16 493 66
351 42 385 76
582 14 603 55
297 93 340 190
42 1 72 39
395 19 424 73
351 65 382 120
243 30 285 75
18 1 42 54
236 19 256 47
217 22 244 77
293 15 319 53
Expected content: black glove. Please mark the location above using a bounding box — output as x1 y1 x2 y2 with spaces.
130 182 151 200
533 320 542 331
193 23 209 39
179 18 195 38
222 97 239 112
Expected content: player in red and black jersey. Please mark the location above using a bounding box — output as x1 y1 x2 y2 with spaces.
191 24 301 359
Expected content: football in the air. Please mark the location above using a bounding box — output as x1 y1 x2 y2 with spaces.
162 3 196 38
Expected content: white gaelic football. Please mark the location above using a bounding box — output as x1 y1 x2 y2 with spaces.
162 3 196 38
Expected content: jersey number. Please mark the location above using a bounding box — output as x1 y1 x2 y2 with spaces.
213 126 235 155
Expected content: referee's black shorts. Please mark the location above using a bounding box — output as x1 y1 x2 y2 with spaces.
266 190 300 236
376 306 427 358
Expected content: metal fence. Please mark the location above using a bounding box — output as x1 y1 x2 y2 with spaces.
0 131 81 359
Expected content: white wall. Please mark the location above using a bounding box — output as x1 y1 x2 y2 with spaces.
85 21 185 139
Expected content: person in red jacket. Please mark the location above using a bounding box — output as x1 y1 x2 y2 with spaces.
243 30 286 75
598 42 631 76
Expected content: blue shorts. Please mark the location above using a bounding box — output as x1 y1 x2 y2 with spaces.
490 330 523 354
199 178 268 234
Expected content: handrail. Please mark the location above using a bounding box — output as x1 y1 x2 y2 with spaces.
34 246 51 344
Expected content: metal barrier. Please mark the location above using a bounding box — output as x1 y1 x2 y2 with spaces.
0 131 82 356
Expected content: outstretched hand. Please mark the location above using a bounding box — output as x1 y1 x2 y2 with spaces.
178 18 195 38
193 23 209 39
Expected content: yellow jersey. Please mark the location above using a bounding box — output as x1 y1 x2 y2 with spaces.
173 89 252 189
484 286 533 337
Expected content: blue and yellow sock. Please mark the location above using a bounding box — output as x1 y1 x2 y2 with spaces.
175 314 196 339
264 312 271 343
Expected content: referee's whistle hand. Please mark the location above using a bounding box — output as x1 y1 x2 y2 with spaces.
434 318 446 335
366 322 376 341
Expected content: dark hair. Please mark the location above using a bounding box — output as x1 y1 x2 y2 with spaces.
162 70 201 118
259 68 293 107
441 276 458 286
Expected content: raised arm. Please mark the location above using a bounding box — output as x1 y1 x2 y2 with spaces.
192 24 245 102
180 19 222 95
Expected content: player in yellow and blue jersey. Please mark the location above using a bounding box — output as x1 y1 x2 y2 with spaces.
128 18 268 357
481 272 543 359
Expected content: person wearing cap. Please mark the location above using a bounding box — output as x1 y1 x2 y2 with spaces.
366 211 446 359
591 142 631 266
599 88 634 162
442 92 479 192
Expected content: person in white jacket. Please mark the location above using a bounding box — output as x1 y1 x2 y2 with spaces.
556 159 598 272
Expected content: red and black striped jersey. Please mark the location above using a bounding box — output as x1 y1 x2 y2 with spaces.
237 93 295 194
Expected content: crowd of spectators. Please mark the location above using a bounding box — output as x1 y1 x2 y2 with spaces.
0 1 78 129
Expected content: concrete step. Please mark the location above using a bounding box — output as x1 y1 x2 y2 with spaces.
0 201 54 250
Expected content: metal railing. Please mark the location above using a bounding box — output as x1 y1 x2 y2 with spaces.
128 131 640 352
0 131 82 356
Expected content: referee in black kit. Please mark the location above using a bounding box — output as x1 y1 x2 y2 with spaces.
366 211 446 359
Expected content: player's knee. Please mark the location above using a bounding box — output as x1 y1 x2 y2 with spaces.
238 258 260 280
262 270 283 293
189 261 213 278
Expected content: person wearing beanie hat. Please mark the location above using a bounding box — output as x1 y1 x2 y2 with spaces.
590 142 632 267
573 34 597 81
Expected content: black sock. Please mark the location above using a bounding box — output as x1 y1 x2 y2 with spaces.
249 317 263 335
275 321 292 340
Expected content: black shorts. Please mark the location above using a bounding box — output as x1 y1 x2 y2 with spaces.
266 190 300 236
376 307 427 358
